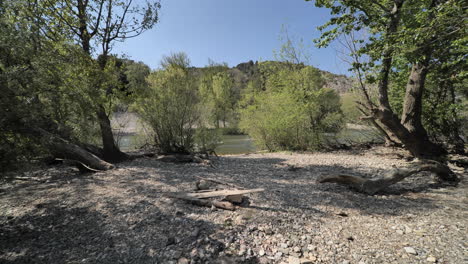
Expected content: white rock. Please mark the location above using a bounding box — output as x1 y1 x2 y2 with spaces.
288 256 301 264
404 247 417 255
426 256 437 262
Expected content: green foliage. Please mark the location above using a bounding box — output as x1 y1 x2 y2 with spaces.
194 128 222 153
311 0 467 146
340 92 361 123
239 65 344 151
199 67 238 128
134 54 200 153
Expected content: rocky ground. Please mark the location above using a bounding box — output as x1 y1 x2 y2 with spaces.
0 147 466 264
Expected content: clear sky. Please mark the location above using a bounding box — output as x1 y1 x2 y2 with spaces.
113 0 348 75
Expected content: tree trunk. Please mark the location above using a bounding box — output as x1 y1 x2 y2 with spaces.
33 127 114 171
96 105 128 162
368 0 447 159
400 62 447 157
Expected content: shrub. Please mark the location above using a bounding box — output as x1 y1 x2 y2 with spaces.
135 59 199 153
239 66 344 151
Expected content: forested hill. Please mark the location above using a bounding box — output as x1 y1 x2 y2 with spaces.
188 60 354 95
232 60 354 94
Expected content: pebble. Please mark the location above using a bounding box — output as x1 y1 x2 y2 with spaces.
404 247 417 255
426 256 437 262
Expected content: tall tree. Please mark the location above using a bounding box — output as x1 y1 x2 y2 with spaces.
310 0 466 158
42 0 161 161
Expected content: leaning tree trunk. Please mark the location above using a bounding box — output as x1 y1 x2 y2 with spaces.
33 127 114 171
96 105 129 162
400 62 447 157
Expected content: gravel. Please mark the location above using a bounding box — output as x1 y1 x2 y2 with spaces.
0 146 466 264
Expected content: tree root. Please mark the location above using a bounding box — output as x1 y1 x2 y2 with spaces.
317 160 458 195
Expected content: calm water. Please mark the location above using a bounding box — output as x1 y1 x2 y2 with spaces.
117 134 257 154
215 135 257 155
117 127 382 154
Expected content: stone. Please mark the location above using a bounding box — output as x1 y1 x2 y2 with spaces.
293 246 301 253
426 256 437 263
177 258 189 264
258 249 265 256
307 244 316 251
288 256 301 264
396 230 404 235
404 247 417 255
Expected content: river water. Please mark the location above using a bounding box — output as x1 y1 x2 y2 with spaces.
117 134 258 154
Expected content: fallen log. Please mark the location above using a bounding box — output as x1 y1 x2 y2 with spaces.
317 160 458 195
33 128 115 171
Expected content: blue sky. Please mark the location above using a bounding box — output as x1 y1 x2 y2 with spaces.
113 0 348 74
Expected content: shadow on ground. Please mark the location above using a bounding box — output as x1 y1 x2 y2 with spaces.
1 152 464 263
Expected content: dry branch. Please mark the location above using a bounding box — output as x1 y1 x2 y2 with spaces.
165 193 236 210
169 189 264 199
195 176 242 189
318 160 457 194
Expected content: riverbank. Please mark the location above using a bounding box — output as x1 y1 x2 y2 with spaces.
1 147 466 263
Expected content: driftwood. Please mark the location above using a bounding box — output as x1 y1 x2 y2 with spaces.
318 160 458 195
166 188 264 210
165 193 235 210
195 176 242 190
174 189 264 199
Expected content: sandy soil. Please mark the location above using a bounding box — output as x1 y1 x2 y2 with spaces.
0 147 466 264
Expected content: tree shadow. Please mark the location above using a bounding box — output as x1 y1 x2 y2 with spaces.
2 153 464 263
130 155 457 217
0 176 260 263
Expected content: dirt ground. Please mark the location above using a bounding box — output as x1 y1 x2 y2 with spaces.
0 147 466 264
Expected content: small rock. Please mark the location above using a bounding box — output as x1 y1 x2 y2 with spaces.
258 249 265 256
307 244 316 251
404 247 417 255
177 258 189 264
396 230 404 235
426 256 437 263
288 256 301 264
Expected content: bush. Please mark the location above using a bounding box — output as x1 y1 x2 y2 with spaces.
239 66 344 151
194 128 222 153
135 60 199 153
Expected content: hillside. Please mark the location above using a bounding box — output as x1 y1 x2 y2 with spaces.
232 60 355 94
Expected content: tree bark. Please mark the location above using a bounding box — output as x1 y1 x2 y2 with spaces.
399 63 447 157
318 160 458 195
33 127 114 171
96 105 128 162
367 0 447 159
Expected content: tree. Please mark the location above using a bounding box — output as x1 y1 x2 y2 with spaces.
308 0 463 192
41 0 161 162
211 72 235 128
310 0 466 159
240 64 343 151
0 1 114 171
134 53 200 154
